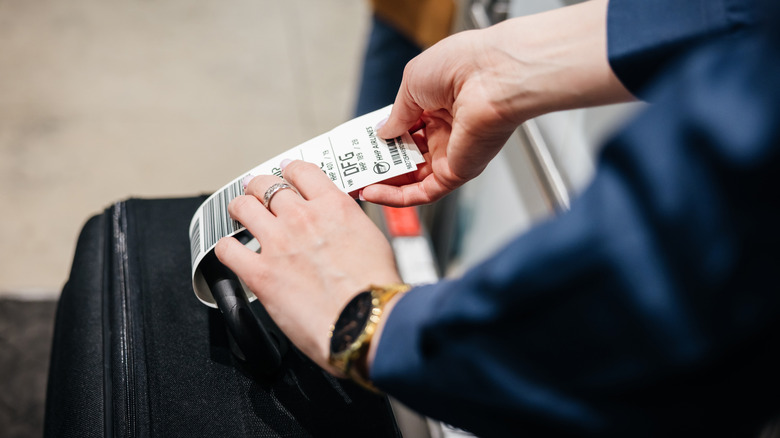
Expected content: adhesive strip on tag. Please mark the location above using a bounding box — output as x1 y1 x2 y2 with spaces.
188 105 425 307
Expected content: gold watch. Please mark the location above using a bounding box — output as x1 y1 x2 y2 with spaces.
328 284 410 392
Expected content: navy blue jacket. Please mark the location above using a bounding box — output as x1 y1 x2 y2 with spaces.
372 0 780 436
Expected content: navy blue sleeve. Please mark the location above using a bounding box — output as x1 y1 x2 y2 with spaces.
372 18 780 438
608 0 757 97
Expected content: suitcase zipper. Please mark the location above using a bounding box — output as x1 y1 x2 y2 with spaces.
115 203 137 436
105 202 141 437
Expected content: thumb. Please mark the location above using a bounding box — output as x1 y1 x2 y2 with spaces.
377 82 424 140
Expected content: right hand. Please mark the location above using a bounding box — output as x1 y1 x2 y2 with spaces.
363 0 633 207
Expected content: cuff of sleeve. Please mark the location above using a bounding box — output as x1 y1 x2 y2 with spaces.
607 0 751 98
370 282 443 392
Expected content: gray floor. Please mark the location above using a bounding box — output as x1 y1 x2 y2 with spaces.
0 0 369 435
0 299 57 438
0 0 369 297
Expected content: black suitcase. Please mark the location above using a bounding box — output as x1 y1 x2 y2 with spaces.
44 197 401 437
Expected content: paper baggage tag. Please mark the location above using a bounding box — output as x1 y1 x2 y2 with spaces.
189 105 424 307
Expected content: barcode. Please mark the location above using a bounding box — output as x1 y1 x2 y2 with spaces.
388 137 402 165
202 180 244 252
190 217 201 265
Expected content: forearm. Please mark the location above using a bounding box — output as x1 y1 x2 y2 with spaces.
477 0 635 123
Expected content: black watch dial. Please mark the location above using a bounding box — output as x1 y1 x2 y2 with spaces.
331 291 373 354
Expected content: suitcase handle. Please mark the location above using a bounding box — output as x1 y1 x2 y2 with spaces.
200 250 288 376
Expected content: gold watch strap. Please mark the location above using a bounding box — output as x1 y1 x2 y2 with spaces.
330 283 411 392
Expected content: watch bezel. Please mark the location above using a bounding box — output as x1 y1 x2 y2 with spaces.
328 284 411 390
329 290 373 357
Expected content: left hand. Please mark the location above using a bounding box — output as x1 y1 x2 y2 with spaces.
215 160 402 375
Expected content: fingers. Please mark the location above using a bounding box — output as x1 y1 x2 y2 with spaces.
215 236 264 286
377 73 425 140
244 175 304 216
281 160 336 200
227 194 275 242
361 180 437 207
360 184 416 207
447 107 511 178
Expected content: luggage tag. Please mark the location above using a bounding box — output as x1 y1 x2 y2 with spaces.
189 105 425 307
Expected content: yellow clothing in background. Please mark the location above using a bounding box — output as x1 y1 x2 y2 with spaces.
371 0 456 48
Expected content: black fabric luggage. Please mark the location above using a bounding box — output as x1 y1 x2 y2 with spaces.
44 197 401 437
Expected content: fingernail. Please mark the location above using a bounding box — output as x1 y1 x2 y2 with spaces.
280 158 292 171
241 174 254 190
374 117 388 133
358 189 366 202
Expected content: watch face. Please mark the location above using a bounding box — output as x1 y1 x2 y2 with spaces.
331 291 373 354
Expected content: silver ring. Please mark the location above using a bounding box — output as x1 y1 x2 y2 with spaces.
262 182 297 209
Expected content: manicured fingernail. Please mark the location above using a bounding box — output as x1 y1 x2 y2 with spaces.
358 189 366 202
280 158 292 171
374 117 388 133
241 174 254 190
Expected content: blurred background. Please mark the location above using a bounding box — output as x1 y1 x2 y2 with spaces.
0 0 370 297
5 0 779 436
1 0 370 435
0 0 643 435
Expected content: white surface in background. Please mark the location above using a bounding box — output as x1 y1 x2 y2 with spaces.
0 0 370 296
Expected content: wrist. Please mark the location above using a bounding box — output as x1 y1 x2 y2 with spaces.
328 283 410 392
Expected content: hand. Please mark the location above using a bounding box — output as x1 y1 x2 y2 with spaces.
215 160 402 375
363 0 633 206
